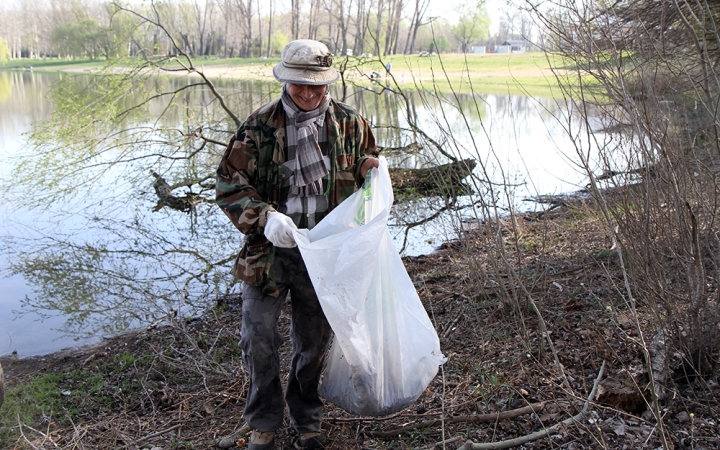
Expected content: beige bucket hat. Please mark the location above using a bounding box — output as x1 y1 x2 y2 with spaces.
273 39 340 85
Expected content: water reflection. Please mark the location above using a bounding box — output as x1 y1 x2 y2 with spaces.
0 71 599 356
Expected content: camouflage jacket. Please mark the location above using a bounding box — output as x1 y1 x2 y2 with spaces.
216 97 377 296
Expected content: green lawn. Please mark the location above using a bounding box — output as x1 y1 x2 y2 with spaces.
1 52 584 96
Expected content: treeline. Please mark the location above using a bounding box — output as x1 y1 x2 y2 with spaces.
0 0 536 61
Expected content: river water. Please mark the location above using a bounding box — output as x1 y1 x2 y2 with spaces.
0 69 605 357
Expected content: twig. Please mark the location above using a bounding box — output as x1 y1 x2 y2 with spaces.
366 402 547 438
129 423 182 447
416 435 465 449
64 409 87 450
17 416 52 449
443 313 463 338
456 361 606 450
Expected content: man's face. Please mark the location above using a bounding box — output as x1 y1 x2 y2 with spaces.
287 83 327 111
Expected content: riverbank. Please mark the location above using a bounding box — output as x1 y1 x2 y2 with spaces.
1 52 571 96
1 198 715 449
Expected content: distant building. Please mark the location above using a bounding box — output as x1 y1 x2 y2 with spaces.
495 40 531 53
470 46 486 54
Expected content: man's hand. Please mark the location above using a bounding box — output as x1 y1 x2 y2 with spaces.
264 211 298 248
360 157 380 179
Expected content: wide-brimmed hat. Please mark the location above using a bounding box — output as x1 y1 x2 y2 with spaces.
273 40 340 85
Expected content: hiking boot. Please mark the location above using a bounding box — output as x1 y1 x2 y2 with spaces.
294 431 327 449
248 430 276 450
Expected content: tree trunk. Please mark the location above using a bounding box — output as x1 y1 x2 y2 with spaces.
257 0 263 57
384 0 396 54
291 0 300 40
222 0 230 57
308 0 319 40
374 0 385 56
246 0 253 57
338 0 348 55
353 0 365 56
266 0 273 57
391 3 402 54
404 1 418 54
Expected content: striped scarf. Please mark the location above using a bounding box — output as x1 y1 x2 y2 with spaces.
281 85 331 196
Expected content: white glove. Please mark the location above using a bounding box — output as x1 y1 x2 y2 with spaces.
264 211 298 248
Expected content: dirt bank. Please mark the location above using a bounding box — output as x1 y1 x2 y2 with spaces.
1 202 717 449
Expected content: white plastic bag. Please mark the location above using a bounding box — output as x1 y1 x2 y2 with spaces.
295 156 445 416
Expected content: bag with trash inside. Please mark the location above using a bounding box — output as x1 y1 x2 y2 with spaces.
295 156 445 416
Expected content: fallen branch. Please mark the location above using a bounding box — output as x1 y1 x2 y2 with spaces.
131 423 182 447
442 313 463 338
366 402 546 438
456 360 606 450
417 435 465 449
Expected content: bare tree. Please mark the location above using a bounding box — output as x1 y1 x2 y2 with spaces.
256 0 263 56
192 0 214 56
384 0 405 54
235 0 254 57
324 0 352 54
291 0 301 40
403 0 430 54
373 0 385 56
219 0 231 57
353 0 369 55
308 0 321 40
266 0 273 57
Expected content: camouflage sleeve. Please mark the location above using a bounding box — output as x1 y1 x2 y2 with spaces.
352 114 379 186
216 126 274 235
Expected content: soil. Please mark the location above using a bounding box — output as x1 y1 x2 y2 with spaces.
1 201 719 450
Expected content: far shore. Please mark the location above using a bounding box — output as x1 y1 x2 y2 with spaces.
2 52 573 96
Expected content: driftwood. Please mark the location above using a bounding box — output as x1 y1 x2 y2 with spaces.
389 159 477 199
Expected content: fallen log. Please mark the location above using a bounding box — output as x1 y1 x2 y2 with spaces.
389 159 477 199
379 142 423 155
151 153 476 211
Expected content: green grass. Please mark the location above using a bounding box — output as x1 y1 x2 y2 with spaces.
0 369 107 446
0 352 150 447
1 52 584 96
0 57 101 71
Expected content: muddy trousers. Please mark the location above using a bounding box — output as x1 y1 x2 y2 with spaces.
240 247 333 433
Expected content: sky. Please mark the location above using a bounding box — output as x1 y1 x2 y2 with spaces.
428 0 506 34
265 0 510 35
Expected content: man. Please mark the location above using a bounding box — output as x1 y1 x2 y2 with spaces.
216 39 379 450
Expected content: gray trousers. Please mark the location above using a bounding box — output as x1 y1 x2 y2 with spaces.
240 247 333 433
